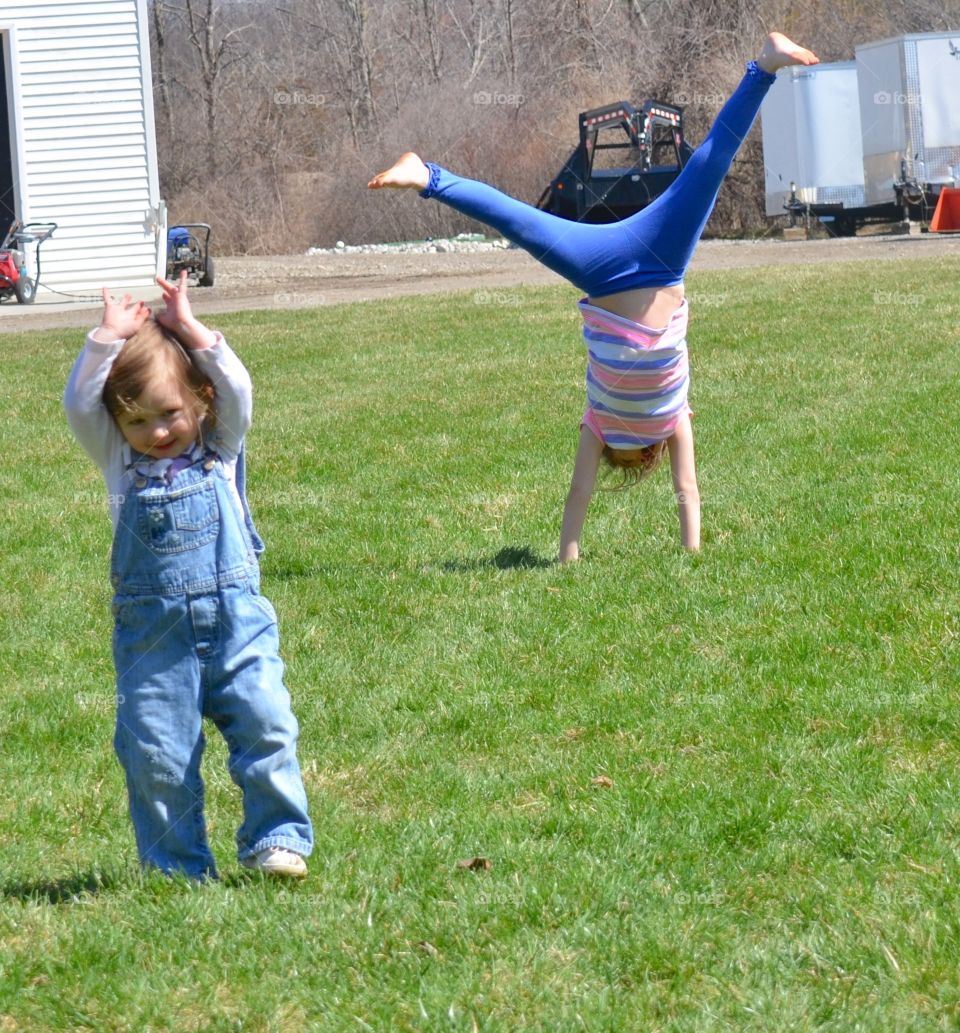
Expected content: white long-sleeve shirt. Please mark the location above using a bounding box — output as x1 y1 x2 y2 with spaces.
64 329 253 529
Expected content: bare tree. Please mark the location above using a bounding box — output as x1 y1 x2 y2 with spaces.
151 0 175 144
289 0 382 147
446 0 495 82
395 0 446 86
180 0 251 175
147 0 960 252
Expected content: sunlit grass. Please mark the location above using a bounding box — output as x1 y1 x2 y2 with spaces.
1 256 958 1030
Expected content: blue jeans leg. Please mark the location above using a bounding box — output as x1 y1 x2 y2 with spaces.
613 61 776 284
202 586 314 860
422 62 775 294
113 594 218 879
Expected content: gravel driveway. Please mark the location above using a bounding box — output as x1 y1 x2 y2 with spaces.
2 233 958 333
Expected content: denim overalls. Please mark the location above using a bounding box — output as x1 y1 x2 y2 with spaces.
110 448 313 878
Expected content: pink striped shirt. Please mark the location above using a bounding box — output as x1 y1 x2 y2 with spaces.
580 298 690 448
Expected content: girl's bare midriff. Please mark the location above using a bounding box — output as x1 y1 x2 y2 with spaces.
587 284 685 329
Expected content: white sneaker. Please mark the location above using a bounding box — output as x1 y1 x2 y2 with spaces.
241 847 307 878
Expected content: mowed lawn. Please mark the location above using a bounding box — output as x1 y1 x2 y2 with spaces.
1 256 959 1031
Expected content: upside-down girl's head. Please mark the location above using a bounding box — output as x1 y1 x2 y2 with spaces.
103 319 215 457
601 440 668 488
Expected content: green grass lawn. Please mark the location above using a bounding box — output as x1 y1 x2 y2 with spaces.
1 256 959 1031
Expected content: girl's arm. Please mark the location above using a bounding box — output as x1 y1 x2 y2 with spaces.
63 330 127 470
63 289 151 468
559 426 604 562
154 271 252 457
666 414 700 551
191 335 253 459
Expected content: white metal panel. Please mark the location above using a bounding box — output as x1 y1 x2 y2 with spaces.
761 63 865 217
18 25 135 44
29 123 147 141
20 56 143 75
0 0 164 296
26 143 147 162
761 69 800 216
30 172 149 192
56 244 158 265
30 185 150 202
26 110 145 129
0 2 135 15
22 83 144 99
50 231 155 249
916 36 960 149
856 31 960 203
21 62 143 85
856 39 906 158
33 206 151 223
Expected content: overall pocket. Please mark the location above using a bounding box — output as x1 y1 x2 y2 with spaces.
136 480 219 554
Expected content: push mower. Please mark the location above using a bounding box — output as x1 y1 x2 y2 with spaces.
0 221 57 304
166 223 214 286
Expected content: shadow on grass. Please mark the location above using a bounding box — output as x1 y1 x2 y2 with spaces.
442 545 555 572
1 869 122 903
262 546 556 578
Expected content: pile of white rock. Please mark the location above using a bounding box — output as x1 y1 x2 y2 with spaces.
306 233 512 256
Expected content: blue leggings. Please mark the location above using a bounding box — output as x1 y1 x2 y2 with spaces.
421 62 775 297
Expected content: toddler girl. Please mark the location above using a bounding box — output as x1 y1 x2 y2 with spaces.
369 33 818 560
64 272 313 880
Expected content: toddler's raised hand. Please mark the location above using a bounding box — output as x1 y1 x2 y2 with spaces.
154 269 216 349
99 288 150 340
155 269 194 330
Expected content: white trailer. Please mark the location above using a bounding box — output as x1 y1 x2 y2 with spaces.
856 31 960 206
760 30 960 233
761 62 866 222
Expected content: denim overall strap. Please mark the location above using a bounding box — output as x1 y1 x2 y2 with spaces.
110 455 259 597
234 445 265 556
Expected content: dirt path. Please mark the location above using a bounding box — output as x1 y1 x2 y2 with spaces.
2 233 958 333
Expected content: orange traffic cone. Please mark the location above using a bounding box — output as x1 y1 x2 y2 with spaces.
930 187 960 232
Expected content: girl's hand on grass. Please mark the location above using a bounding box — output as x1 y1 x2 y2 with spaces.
99 289 150 340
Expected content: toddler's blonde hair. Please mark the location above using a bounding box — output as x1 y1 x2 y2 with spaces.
102 319 215 434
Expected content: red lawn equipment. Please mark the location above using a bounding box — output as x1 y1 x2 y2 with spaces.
0 221 57 304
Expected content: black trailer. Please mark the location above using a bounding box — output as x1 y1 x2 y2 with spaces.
537 99 693 222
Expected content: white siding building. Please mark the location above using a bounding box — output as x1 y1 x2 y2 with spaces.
0 0 164 298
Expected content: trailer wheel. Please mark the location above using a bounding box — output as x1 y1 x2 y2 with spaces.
15 276 36 304
199 256 215 287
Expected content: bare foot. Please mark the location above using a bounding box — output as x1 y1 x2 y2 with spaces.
367 152 430 191
757 32 819 74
